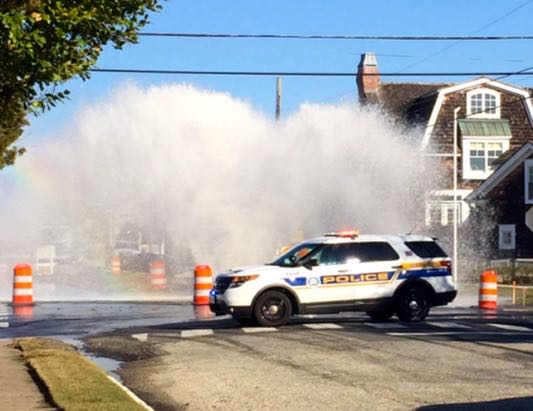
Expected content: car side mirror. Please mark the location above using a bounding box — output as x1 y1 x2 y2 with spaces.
304 259 319 269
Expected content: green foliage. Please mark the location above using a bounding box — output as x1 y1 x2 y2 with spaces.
0 0 162 169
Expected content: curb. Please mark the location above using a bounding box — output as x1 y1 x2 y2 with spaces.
107 375 154 411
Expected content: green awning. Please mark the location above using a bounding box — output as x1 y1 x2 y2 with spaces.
458 119 511 136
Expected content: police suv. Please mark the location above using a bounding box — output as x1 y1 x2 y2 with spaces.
209 230 457 326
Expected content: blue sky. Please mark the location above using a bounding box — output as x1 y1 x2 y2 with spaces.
22 0 533 143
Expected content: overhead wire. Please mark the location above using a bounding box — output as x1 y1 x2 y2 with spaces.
91 68 533 77
137 33 533 41
397 0 533 72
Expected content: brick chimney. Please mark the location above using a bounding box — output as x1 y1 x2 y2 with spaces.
357 52 381 104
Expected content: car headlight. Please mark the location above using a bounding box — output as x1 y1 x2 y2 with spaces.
229 275 259 288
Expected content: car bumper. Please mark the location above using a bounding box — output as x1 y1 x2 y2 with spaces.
209 293 252 319
433 290 457 306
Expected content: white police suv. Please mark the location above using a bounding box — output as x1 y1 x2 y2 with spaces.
209 230 457 326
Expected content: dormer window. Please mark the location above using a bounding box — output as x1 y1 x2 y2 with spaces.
466 88 500 118
458 119 511 180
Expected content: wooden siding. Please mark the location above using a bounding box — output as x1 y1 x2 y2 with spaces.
480 153 533 258
429 85 533 190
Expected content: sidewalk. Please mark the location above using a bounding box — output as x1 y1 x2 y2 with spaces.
0 340 56 410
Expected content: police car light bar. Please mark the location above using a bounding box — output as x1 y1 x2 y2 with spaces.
325 229 360 238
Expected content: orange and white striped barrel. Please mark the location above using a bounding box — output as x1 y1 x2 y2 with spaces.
479 269 497 309
111 255 121 275
12 264 33 306
150 259 167 290
194 265 213 305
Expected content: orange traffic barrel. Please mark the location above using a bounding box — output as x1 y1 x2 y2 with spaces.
111 255 121 275
479 269 497 309
194 305 213 320
194 265 213 305
12 264 33 306
13 305 33 318
150 258 167 290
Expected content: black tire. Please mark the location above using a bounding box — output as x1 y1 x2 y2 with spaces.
253 290 292 327
366 307 395 322
395 284 431 323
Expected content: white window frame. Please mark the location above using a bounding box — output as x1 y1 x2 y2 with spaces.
466 88 501 118
498 224 515 250
425 201 462 226
462 137 510 180
524 159 533 204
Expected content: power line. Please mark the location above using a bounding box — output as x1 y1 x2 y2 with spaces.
137 32 533 41
398 0 533 72
91 68 533 77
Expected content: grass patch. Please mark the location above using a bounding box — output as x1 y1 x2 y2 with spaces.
14 338 146 411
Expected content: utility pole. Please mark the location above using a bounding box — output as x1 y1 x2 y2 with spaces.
453 106 461 284
275 76 282 121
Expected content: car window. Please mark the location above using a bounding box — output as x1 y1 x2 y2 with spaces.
404 241 448 258
351 242 400 262
270 243 322 267
316 244 358 265
317 242 399 265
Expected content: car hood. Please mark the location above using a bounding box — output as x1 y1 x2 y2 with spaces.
221 265 283 276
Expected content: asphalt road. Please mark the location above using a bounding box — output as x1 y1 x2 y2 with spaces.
1 302 532 410
77 306 533 411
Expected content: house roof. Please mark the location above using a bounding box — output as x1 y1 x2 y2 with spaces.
458 119 511 136
377 82 449 123
466 141 533 201
420 77 533 149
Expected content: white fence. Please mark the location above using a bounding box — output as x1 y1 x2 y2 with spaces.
499 283 531 306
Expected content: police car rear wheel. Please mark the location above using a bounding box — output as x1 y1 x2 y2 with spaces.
254 290 292 327
366 308 395 322
395 285 431 322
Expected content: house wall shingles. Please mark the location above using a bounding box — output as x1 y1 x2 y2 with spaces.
429 85 533 190
485 153 533 258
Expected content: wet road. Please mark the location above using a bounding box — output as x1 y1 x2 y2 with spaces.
0 301 203 338
80 305 533 411
1 301 532 341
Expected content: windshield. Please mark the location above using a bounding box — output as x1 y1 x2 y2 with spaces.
269 243 323 267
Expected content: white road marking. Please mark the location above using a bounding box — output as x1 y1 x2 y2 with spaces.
132 333 148 342
303 323 343 330
426 322 471 329
388 331 532 337
365 322 407 329
241 327 278 333
0 322 9 328
487 323 533 332
181 329 214 338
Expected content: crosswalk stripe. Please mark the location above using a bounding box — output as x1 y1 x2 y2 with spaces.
131 333 148 342
365 322 407 329
0 322 9 328
426 322 471 329
487 323 533 332
181 329 214 338
303 323 343 330
241 327 277 333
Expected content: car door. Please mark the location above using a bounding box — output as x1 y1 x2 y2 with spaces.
347 242 401 300
306 243 360 303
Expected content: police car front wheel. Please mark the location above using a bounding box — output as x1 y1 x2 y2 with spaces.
254 290 292 327
395 285 431 323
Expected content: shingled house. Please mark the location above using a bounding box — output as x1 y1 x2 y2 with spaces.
356 53 533 232
466 142 533 258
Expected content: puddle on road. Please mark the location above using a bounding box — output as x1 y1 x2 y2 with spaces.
56 335 123 382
